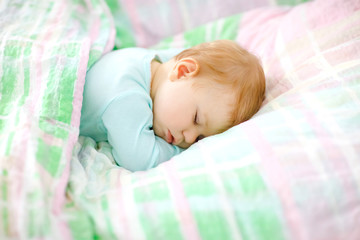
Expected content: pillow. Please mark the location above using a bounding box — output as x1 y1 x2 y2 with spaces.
236 0 360 103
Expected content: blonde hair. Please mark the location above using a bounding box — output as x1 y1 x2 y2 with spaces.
175 39 265 128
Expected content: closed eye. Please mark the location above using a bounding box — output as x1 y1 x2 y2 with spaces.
194 111 198 125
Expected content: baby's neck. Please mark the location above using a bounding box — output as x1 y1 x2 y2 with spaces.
150 59 174 100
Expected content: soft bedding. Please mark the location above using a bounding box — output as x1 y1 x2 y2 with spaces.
1 0 360 239
0 0 114 238
106 0 306 49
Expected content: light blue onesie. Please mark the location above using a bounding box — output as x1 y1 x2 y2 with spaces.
80 48 183 171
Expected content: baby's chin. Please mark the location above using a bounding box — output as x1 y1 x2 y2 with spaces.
176 142 191 149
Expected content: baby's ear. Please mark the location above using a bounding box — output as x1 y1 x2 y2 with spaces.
169 58 199 81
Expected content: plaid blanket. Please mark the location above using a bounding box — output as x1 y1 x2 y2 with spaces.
0 0 114 238
1 0 360 239
69 0 360 239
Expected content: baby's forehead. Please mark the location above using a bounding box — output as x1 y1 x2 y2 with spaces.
197 88 235 134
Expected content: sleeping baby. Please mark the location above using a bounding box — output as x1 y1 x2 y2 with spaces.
80 40 265 171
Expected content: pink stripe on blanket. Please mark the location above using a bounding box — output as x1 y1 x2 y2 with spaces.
89 18 101 46
42 2 76 239
114 176 133 239
244 121 306 240
302 107 358 204
304 0 360 30
9 128 29 237
104 27 116 54
237 7 289 52
163 163 202 240
123 0 146 46
52 41 91 240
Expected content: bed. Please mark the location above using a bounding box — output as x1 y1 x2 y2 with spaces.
1 0 359 239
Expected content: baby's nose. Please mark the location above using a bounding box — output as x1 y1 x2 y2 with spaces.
183 129 199 144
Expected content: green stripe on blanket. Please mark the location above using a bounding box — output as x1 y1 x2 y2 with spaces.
0 0 114 238
134 182 184 239
154 14 243 49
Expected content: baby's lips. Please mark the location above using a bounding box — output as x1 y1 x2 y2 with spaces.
166 129 174 144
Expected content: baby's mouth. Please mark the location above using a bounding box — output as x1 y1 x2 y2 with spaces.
166 129 174 144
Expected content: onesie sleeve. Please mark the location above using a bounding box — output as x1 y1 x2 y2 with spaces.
101 92 183 171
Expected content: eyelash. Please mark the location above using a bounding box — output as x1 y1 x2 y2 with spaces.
196 135 204 142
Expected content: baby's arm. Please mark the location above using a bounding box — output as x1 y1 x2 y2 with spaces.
101 92 183 171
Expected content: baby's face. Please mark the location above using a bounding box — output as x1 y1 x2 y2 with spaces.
152 75 234 148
